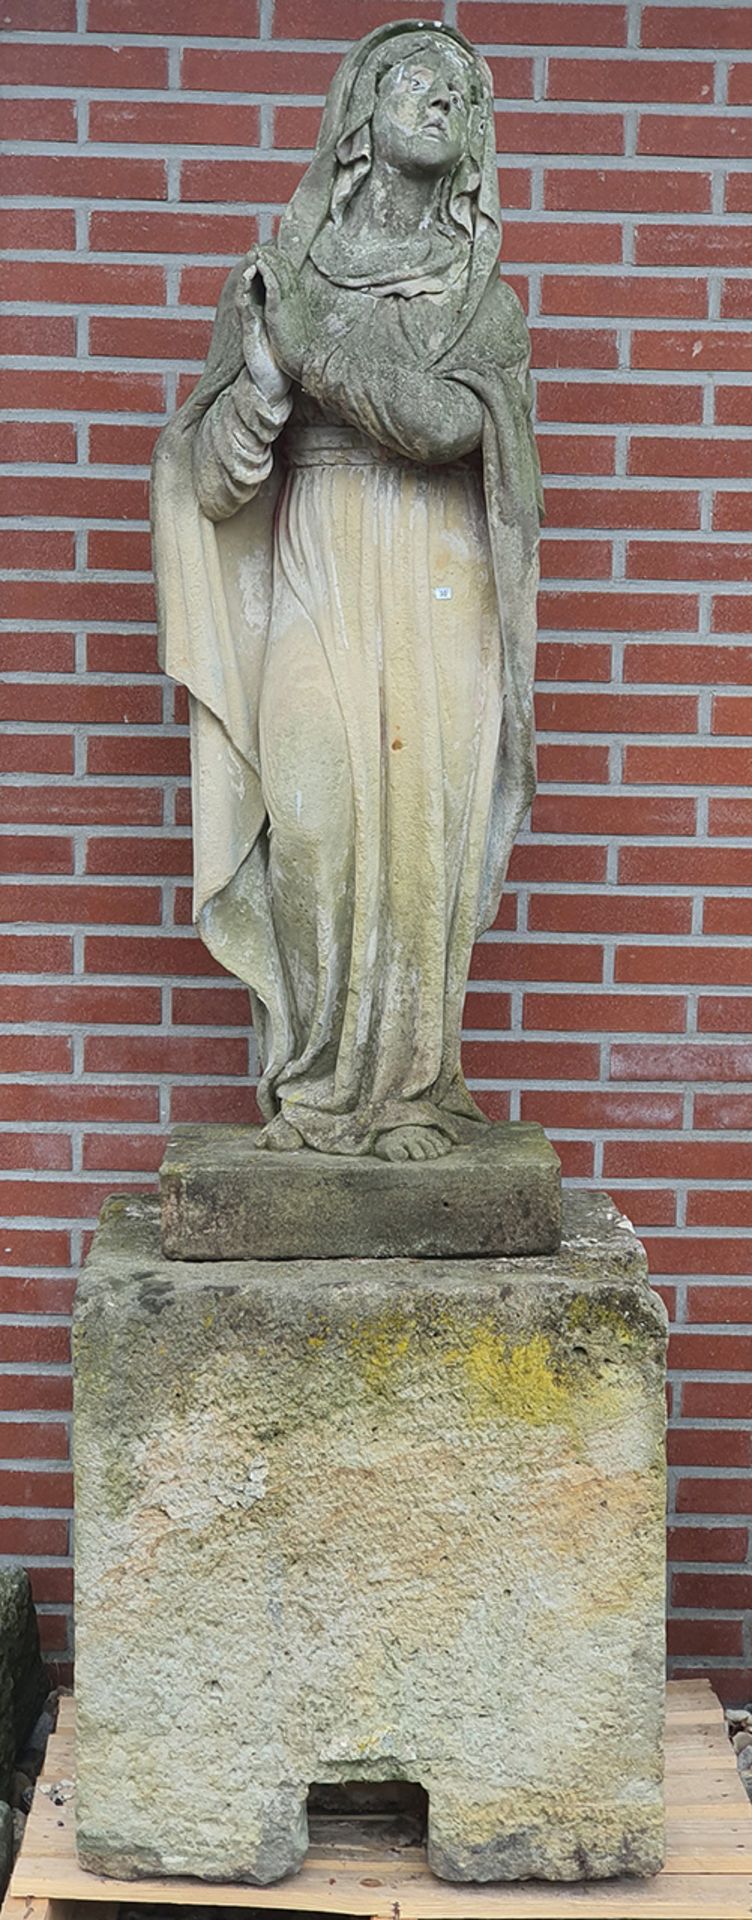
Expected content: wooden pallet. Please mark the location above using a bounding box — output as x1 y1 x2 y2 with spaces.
2 1681 751 1920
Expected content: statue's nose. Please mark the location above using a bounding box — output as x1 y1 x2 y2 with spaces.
428 83 451 113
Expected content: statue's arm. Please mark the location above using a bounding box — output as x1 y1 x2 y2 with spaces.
301 339 483 465
192 369 291 522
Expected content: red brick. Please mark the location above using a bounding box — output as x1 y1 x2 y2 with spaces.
0 476 148 522
1 633 75 674
669 1526 748 1563
463 1040 600 1080
667 1620 744 1657
0 786 162 829
82 1134 165 1173
541 275 706 319
1 937 72 976
90 208 254 258
181 159 304 204
0 208 76 249
1 41 167 87
1 0 74 23
89 315 211 366
0 1227 70 1269
2 737 73 777
2 580 156 625
658 1244 752 1278
2 685 161 728
0 260 164 306
85 934 223 978
536 690 697 732
521 1089 684 1128
0 1467 72 1509
0 1135 71 1173
1 837 74 876
687 1192 752 1228
624 643 752 684
547 56 713 103
0 984 161 1025
86 737 189 779
504 220 622 264
533 793 695 836
470 942 603 982
86 527 152 571
633 330 752 374
529 893 691 934
616 946 752 988
537 743 610 782
171 1084 264 1124
636 225 752 269
179 265 232 306
699 995 752 1033
537 434 616 475
0 530 73 571
704 897 752 937
687 1284 752 1324
536 639 614 679
722 279 752 321
538 380 701 425
0 368 164 415
0 1519 69 1558
612 1041 752 1081
631 437 752 481
458 3 626 44
540 538 612 578
553 1140 594 1178
713 597 752 633
0 1325 70 1365
89 0 258 28
674 1573 752 1611
716 691 752 737
544 486 699 530
172 986 254 1026
3 1084 158 1124
0 153 167 199
716 388 752 428
606 1188 677 1227
508 844 607 884
0 1421 69 1460
725 170 752 212
606 1141 752 1181
639 113 752 158
1 420 76 463
730 64 752 104
625 744 749 786
643 7 752 49
715 496 752 534
1 97 76 140
88 424 159 468
683 1383 752 1421
90 100 260 146
180 46 339 92
623 846 752 891
530 329 619 371
84 1034 248 1076
545 167 711 214
539 590 698 632
629 540 752 583
28 1567 74 1604
87 836 192 877
0 1278 74 1316
524 990 686 1030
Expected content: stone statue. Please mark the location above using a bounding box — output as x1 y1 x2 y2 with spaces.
152 19 542 1163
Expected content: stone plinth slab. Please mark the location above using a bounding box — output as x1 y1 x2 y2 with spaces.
159 1121 561 1261
74 1190 666 1886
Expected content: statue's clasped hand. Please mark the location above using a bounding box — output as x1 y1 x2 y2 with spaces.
253 249 313 386
237 250 293 406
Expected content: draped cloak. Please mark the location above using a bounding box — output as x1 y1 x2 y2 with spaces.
151 21 543 1152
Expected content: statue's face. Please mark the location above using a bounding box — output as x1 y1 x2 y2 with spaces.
371 44 472 179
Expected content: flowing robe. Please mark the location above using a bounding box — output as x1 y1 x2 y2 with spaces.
152 258 541 1154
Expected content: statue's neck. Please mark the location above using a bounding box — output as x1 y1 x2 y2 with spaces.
349 159 442 240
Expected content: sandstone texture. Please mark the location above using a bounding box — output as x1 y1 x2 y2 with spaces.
74 1191 666 1886
160 1121 561 1261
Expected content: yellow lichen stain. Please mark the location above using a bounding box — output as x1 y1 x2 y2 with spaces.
346 1306 415 1392
567 1294 636 1348
461 1321 571 1426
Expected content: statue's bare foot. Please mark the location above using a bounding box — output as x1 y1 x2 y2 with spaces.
256 1114 305 1152
375 1125 452 1163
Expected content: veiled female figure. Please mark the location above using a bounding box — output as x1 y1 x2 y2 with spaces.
152 21 542 1161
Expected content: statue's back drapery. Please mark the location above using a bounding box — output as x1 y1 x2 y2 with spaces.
152 20 542 1159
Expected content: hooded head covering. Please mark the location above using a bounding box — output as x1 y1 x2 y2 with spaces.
277 21 500 350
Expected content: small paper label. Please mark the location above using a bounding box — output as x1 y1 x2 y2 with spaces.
433 586 453 600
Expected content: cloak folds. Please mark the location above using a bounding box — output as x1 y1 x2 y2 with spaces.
151 21 542 1151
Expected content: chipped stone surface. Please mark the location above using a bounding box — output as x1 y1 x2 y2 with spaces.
74 1191 666 1886
160 1120 562 1261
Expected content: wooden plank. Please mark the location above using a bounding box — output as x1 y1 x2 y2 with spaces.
10 1682 752 1920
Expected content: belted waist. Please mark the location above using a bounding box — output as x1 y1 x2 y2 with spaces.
284 424 392 468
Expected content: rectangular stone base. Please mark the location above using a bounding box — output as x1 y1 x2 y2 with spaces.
74 1190 666 1886
159 1120 561 1260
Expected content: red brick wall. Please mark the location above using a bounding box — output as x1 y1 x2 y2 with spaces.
1 0 751 1698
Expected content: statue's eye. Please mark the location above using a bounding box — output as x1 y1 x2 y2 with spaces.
410 75 423 91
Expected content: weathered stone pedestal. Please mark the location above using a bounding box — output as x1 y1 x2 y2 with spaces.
73 1187 667 1886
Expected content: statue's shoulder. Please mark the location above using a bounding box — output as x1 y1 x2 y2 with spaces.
477 272 531 366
